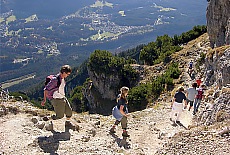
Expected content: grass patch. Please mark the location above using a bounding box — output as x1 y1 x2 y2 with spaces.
90 1 113 8
90 31 119 41
6 15 16 24
25 14 38 23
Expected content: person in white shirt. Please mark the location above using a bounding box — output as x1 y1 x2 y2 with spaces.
42 65 76 131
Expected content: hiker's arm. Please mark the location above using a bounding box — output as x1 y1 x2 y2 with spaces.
41 90 48 106
171 98 175 108
41 78 58 106
184 99 188 109
119 105 128 117
186 92 188 98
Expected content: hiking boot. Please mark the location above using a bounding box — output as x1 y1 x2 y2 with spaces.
122 131 130 137
109 128 116 133
65 121 76 131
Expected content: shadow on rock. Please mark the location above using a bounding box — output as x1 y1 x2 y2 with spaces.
37 130 70 154
110 133 131 149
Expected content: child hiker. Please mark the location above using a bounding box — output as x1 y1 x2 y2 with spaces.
193 84 205 115
110 86 130 137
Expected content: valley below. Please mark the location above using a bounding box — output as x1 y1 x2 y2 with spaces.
0 0 207 92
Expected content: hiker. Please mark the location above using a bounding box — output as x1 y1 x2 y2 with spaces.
110 86 130 137
193 84 205 115
196 76 202 87
186 83 198 111
188 60 194 76
170 86 187 124
189 60 193 69
41 65 76 130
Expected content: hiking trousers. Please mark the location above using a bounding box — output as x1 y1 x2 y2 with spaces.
193 98 202 114
114 116 127 129
186 98 194 107
171 102 183 121
51 98 72 119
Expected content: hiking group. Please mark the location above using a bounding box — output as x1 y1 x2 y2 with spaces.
41 61 205 136
170 60 206 125
41 64 130 137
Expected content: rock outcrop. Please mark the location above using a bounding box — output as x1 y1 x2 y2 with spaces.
204 46 230 87
201 45 230 126
87 69 120 100
206 0 230 48
198 87 230 126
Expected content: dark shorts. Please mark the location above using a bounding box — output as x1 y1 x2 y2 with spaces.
186 99 194 107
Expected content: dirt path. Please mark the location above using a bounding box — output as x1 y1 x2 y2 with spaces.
0 103 194 155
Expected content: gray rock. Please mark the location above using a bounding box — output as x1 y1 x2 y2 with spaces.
36 121 45 129
31 116 39 124
45 121 53 131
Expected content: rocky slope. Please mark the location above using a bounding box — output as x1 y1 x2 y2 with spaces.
1 33 230 155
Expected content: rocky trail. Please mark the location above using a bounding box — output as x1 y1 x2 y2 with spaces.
0 101 194 155
1 33 229 155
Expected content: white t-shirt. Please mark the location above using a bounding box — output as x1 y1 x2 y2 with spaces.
186 87 198 101
53 78 65 99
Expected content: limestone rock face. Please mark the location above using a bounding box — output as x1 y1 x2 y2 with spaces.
204 47 230 88
81 69 120 114
87 69 120 100
202 46 230 126
199 89 230 125
206 0 230 48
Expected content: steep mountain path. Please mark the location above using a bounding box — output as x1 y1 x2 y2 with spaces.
124 33 210 154
0 33 210 155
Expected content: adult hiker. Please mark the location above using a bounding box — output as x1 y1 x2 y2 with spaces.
170 86 187 124
41 65 76 131
189 60 193 69
188 60 194 76
110 86 130 137
193 84 205 115
186 83 198 111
